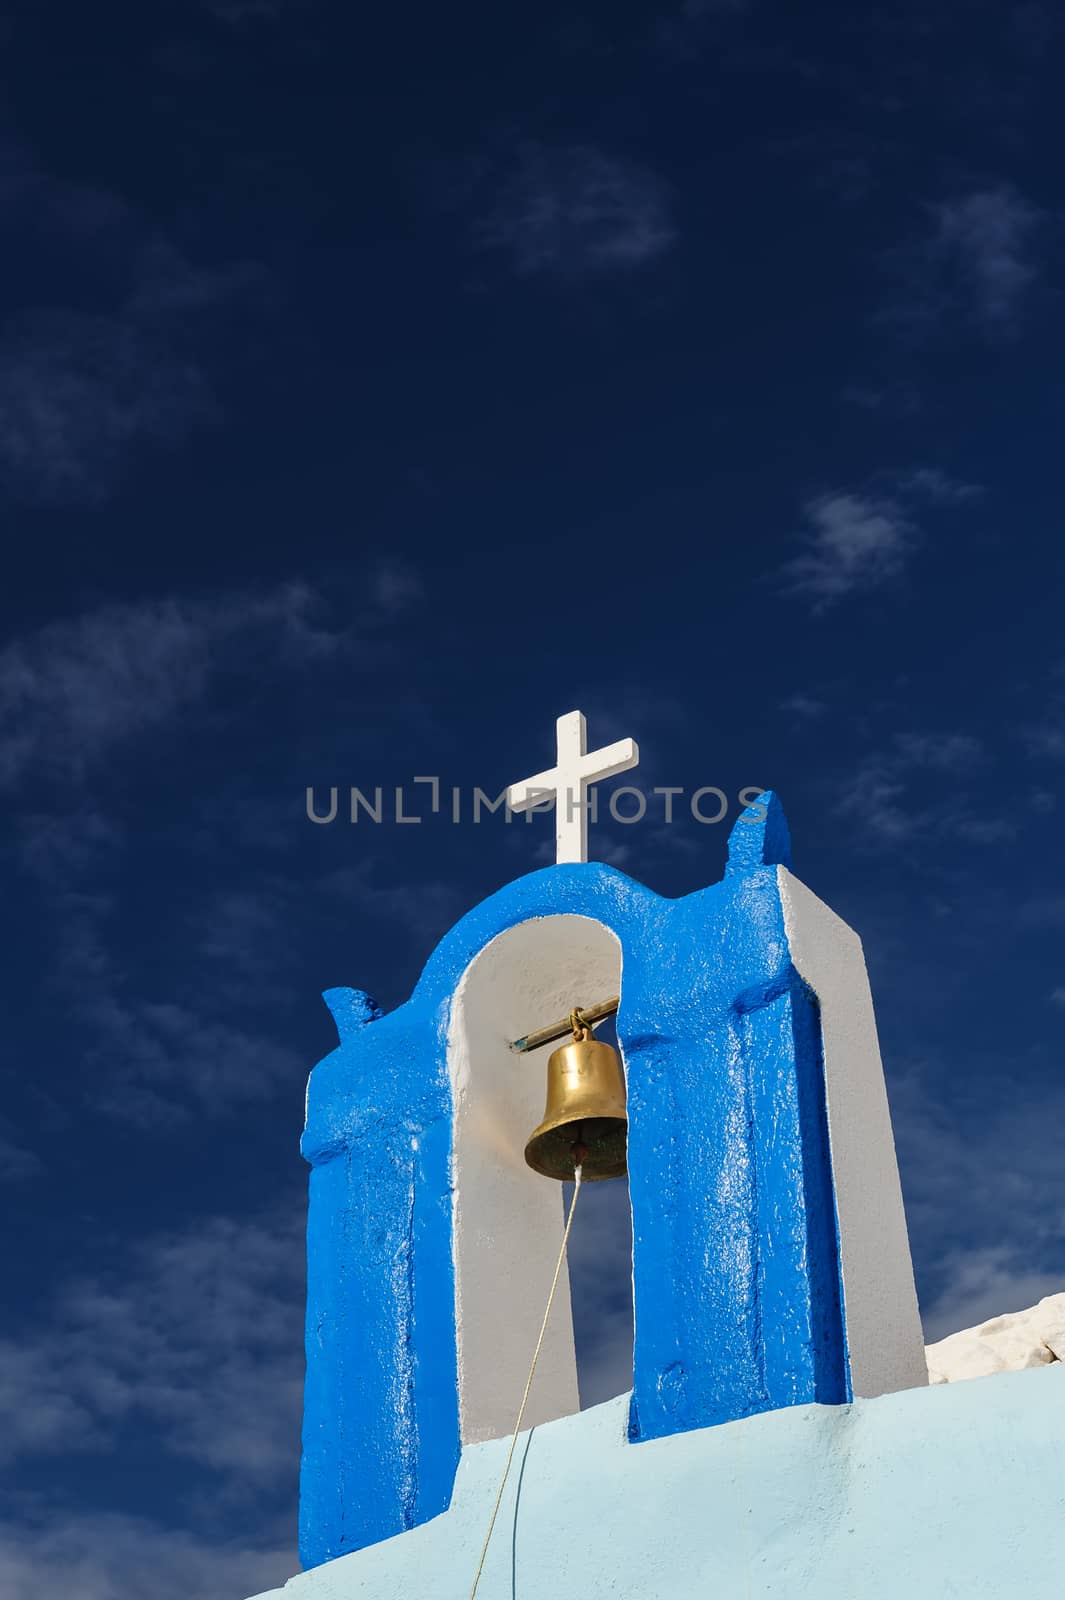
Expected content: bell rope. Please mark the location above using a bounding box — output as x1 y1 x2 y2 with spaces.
467 1163 584 1600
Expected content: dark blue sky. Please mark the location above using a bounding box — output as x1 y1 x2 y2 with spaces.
2 2 1064 1595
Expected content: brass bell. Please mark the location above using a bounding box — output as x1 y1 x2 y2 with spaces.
524 1011 627 1182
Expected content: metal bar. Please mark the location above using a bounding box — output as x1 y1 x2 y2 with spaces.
510 994 620 1054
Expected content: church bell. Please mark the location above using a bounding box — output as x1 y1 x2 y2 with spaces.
524 1011 627 1182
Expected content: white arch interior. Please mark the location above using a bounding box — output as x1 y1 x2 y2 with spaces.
447 913 623 1446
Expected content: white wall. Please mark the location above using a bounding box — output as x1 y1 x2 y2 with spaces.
778 866 928 1398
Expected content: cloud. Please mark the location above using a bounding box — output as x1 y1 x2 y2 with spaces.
371 559 425 618
0 573 426 1126
887 185 1041 341
202 0 289 22
0 140 270 504
52 853 462 1129
930 186 1040 333
0 1209 305 1480
0 595 210 786
15 808 123 886
85 996 306 1127
16 864 311 1127
1018 895 1065 930
320 861 469 951
780 466 984 610
892 732 985 773
0 137 131 246
654 0 753 58
1016 669 1065 781
130 239 267 321
0 581 359 790
780 492 915 609
891 1064 1065 1341
0 1228 301 1598
0 568 427 1127
842 381 923 414
780 692 827 720
1023 718 1065 760
833 730 1008 846
0 1513 294 1600
896 467 984 505
0 308 217 505
919 1246 1065 1345
1050 987 1065 1008
479 143 675 279
0 1125 41 1182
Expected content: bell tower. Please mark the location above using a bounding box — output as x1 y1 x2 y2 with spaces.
296 728 926 1572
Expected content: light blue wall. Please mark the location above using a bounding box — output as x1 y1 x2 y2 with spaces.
257 1366 1065 1599
300 794 850 1568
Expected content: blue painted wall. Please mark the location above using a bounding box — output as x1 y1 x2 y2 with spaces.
299 794 848 1568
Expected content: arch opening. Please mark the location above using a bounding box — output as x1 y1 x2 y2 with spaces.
562 1011 635 1411
447 913 627 1445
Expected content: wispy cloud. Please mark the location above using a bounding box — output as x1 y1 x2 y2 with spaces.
371 559 425 618
780 468 983 610
834 730 1008 845
1023 718 1065 760
895 466 984 505
15 857 306 1129
920 1246 1065 1344
0 597 213 787
478 143 675 279
780 491 915 609
202 0 290 22
16 808 123 885
0 143 270 505
1019 664 1065 762
1017 894 1065 930
0 579 387 791
320 861 468 951
0 572 423 1126
0 1512 294 1600
654 0 753 59
892 732 986 772
85 997 306 1128
888 184 1041 341
55 851 459 1129
0 1210 302 1596
780 692 827 720
891 1063 1065 1341
0 1209 304 1478
0 307 216 505
842 381 923 414
0 1125 41 1182
0 137 130 245
931 186 1040 333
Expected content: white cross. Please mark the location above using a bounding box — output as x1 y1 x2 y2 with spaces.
507 710 639 864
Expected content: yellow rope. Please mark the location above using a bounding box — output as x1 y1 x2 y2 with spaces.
468 1165 584 1600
